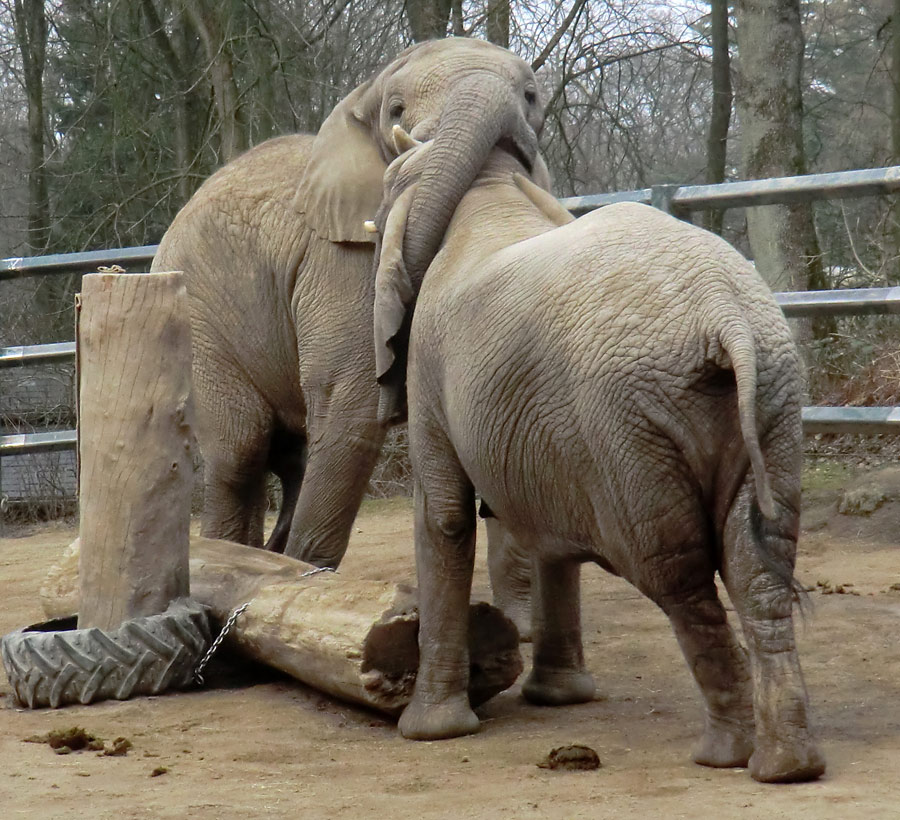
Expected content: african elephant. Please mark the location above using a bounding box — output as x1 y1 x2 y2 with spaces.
371 132 825 784
151 38 547 565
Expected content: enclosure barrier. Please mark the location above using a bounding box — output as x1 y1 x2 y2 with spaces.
3 166 900 465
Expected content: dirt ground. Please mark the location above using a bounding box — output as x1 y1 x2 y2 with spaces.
2 466 900 820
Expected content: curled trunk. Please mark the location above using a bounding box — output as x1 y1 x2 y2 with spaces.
402 71 535 288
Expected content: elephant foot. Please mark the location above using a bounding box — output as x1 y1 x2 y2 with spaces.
398 695 480 741
522 667 596 706
692 719 754 769
749 740 826 783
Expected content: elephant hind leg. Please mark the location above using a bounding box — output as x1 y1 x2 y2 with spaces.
195 369 272 549
659 579 756 769
720 483 825 783
522 556 596 705
201 451 268 548
264 429 307 553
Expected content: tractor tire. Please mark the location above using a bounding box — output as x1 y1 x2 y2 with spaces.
1 598 211 708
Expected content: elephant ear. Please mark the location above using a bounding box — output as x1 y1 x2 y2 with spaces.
513 172 575 227
295 80 387 244
373 183 418 423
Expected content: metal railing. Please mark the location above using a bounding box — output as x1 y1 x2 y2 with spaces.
0 245 156 282
3 166 900 462
558 165 900 216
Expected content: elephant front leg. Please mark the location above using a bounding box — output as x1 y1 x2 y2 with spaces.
722 486 825 783
398 473 480 741
522 557 596 706
283 399 386 567
485 517 533 640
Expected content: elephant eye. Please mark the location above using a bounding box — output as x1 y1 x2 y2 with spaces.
389 102 405 121
524 89 536 105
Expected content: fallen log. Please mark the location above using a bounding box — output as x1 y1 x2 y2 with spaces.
41 537 522 716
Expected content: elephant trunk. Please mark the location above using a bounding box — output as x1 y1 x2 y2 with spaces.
402 72 538 287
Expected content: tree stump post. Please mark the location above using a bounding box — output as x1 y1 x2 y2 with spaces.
77 271 193 630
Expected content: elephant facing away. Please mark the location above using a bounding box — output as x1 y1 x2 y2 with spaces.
371 132 824 784
151 38 549 565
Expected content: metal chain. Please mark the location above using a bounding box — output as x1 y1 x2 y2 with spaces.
194 602 251 686
193 565 336 686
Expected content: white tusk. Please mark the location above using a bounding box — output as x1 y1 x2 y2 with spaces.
392 124 422 153
363 220 378 234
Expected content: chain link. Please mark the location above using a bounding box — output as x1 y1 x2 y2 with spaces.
194 602 250 686
193 565 337 686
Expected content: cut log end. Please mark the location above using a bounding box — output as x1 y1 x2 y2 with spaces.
361 596 523 713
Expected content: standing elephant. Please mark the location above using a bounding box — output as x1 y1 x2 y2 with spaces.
372 132 824 784
152 38 547 564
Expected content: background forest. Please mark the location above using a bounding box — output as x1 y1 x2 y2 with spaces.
1 2 898 267
3 0 900 514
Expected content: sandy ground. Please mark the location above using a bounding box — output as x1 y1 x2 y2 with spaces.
2 472 900 820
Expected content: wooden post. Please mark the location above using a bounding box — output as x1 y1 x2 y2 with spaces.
77 272 193 630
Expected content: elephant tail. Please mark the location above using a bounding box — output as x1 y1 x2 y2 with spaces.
718 319 777 520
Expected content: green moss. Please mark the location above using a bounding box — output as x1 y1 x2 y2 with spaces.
802 461 857 494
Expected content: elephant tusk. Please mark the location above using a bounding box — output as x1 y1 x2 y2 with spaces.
392 124 422 153
363 220 378 234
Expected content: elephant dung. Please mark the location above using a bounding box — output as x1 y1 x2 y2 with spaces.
40 536 523 716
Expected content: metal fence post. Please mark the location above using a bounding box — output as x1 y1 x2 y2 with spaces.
650 184 690 220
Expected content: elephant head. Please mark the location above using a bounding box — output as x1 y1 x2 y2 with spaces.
297 37 548 247
369 127 559 423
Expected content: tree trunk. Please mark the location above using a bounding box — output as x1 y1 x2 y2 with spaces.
451 0 465 36
891 0 900 282
486 0 510 48
405 0 452 42
734 0 826 305
42 536 524 716
13 0 50 255
704 0 732 235
182 0 248 163
76 272 194 631
141 0 198 203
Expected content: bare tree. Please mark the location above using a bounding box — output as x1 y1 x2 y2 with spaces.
486 0 509 47
12 0 48 254
406 0 451 41
890 0 900 280
181 0 248 162
734 0 826 303
704 0 732 234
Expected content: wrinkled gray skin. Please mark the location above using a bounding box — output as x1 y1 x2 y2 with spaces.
151 38 546 565
373 142 825 784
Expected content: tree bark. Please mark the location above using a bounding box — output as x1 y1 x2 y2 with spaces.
891 0 900 281
12 0 50 254
76 272 194 631
141 0 198 203
451 0 465 36
405 0 452 42
486 0 510 48
182 0 248 163
734 0 826 302
43 536 524 716
704 0 732 235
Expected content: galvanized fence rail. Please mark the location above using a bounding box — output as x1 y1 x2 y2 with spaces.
3 166 900 464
